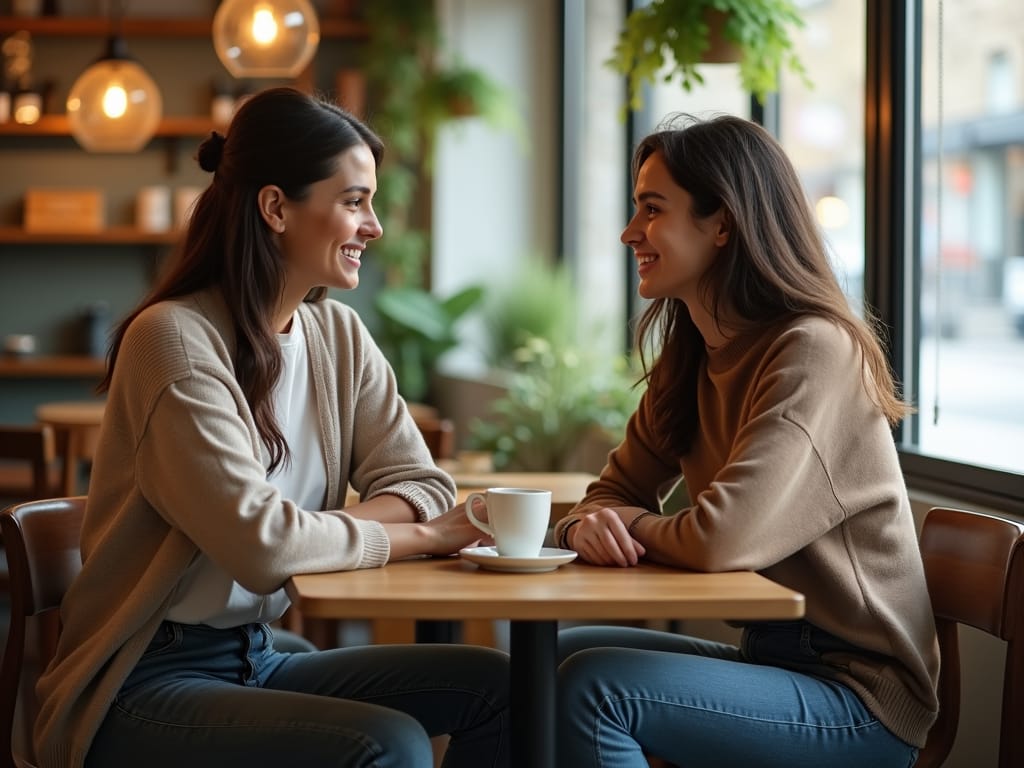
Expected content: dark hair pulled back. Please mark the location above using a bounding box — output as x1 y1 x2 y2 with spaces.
101 87 385 472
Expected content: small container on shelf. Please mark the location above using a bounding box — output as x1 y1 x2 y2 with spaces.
24 187 105 233
135 185 172 233
210 78 235 127
81 302 110 358
3 333 36 357
12 86 41 125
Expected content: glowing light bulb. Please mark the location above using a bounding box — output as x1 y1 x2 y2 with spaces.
252 7 278 45
102 84 128 119
213 0 319 77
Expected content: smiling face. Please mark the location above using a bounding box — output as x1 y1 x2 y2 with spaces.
621 151 729 306
271 142 383 304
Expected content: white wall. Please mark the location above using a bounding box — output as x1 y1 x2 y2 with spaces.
432 0 560 374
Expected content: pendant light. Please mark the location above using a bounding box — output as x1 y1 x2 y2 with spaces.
65 2 162 153
212 0 320 78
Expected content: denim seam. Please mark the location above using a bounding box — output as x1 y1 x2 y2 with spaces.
596 694 881 732
109 697 391 768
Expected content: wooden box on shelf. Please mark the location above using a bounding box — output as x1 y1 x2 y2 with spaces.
23 188 105 233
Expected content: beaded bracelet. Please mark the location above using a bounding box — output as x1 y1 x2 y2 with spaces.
627 511 657 536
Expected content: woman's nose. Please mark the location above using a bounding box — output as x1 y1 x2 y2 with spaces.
362 212 383 241
620 218 640 246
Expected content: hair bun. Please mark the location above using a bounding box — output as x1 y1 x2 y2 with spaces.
197 131 226 172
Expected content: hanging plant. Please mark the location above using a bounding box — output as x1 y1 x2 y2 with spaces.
608 0 810 112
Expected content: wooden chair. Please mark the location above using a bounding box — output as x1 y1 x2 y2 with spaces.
916 506 1024 768
0 496 85 768
0 425 58 506
415 416 455 461
0 425 60 591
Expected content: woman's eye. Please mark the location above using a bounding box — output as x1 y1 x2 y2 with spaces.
645 205 658 215
343 197 363 208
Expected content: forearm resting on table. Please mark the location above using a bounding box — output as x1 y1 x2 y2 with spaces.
342 495 452 561
342 493 420 523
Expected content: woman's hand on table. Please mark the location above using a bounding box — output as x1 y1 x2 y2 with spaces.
422 499 494 555
382 498 492 561
567 506 647 567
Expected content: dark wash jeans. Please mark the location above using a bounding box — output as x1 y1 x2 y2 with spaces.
557 622 919 768
87 621 509 767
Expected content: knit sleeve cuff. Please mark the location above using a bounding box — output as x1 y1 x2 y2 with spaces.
355 519 390 568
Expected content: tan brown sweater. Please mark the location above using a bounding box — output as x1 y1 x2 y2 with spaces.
34 289 456 768
554 315 939 747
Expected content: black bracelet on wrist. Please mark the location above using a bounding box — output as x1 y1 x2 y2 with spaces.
559 518 582 549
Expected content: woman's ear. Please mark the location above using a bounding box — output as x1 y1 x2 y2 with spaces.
257 185 287 234
714 211 731 247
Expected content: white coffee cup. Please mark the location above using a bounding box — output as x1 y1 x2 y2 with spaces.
465 487 552 558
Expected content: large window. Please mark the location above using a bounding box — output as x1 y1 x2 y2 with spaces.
909 0 1024 477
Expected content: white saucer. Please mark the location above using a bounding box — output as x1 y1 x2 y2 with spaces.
459 546 577 573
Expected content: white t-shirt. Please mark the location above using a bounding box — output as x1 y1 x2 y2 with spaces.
165 313 327 627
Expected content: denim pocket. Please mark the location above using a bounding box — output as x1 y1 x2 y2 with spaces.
741 620 862 675
140 621 183 659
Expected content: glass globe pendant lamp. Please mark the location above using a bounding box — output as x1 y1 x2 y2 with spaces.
66 35 162 153
213 0 320 78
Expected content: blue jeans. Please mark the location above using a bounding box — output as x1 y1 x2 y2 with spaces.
87 622 509 767
557 624 918 768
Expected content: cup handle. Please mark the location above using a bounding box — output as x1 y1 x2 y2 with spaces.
464 492 494 537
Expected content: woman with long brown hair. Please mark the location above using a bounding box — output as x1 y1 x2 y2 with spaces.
554 114 937 767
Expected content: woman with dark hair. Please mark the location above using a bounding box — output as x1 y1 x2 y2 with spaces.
553 114 938 767
34 87 509 768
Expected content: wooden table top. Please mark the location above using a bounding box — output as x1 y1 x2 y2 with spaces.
35 400 106 426
287 557 806 623
0 354 105 379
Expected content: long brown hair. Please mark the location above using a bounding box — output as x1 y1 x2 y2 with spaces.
99 87 384 473
633 114 909 456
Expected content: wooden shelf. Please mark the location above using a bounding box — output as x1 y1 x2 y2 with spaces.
0 115 218 138
0 15 369 39
0 227 180 244
0 354 105 378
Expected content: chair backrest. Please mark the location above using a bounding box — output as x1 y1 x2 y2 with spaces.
416 416 456 461
0 496 86 768
916 506 1024 768
0 425 58 505
0 425 60 593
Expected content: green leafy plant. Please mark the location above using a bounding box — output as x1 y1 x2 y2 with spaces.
468 336 643 472
608 0 809 112
481 255 577 369
374 284 485 403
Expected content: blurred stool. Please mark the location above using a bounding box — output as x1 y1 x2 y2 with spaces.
35 400 105 496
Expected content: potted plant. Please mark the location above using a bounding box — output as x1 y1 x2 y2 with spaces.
374 284 485 403
467 335 642 472
481 254 577 369
608 0 809 112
